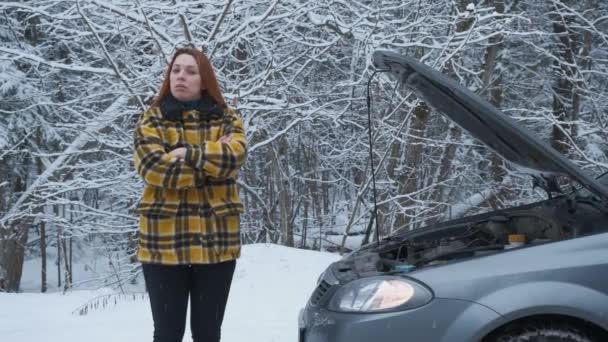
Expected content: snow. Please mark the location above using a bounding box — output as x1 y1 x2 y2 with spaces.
0 244 341 342
306 11 327 26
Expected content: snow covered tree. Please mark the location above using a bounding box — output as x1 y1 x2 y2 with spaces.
0 0 606 291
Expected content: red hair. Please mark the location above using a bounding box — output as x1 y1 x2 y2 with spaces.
151 48 226 108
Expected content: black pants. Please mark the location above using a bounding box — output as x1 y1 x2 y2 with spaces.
142 260 236 342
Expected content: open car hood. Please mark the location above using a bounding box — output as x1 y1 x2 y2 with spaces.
372 50 608 202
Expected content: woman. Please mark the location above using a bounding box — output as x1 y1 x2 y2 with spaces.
133 47 247 342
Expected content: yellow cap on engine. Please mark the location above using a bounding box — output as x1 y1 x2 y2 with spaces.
508 234 526 243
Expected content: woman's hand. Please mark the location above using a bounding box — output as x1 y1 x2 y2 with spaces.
219 135 232 144
168 147 187 160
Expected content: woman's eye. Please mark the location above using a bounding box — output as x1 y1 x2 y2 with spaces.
171 68 180 74
187 69 197 75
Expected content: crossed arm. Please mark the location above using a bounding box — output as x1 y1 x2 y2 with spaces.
133 109 247 189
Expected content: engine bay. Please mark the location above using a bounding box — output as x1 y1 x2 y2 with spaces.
378 210 567 269
331 193 608 282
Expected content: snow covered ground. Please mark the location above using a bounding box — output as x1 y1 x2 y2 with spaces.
0 244 341 342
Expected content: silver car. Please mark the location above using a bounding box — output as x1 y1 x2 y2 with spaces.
298 51 608 342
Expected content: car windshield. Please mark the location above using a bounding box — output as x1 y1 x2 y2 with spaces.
575 171 608 198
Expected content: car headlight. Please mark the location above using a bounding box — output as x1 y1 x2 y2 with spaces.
327 276 433 313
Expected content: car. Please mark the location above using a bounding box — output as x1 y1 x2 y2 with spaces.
298 50 608 342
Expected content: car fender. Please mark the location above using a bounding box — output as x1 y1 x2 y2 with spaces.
475 281 608 333
436 299 506 342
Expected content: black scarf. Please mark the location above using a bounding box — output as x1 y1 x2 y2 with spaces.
160 92 225 121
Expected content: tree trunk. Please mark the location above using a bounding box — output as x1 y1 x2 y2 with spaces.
37 128 47 293
311 180 323 251
482 0 506 210
56 216 62 288
394 102 429 231
301 195 309 248
430 123 462 214
426 0 476 224
276 159 294 246
271 142 292 247
40 220 47 293
0 221 29 293
266 144 278 243
549 0 579 154
62 236 71 290
0 175 28 293
0 13 39 293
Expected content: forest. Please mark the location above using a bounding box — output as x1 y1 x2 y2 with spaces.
0 0 606 292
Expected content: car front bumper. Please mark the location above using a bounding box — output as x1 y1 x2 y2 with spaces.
299 297 503 342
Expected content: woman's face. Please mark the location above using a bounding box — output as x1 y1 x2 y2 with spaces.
169 54 203 102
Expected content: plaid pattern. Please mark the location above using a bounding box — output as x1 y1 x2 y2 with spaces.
133 106 247 265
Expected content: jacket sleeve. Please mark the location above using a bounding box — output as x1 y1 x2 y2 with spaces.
133 109 197 189
185 109 247 179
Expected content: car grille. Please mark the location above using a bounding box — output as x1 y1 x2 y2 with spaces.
310 280 332 305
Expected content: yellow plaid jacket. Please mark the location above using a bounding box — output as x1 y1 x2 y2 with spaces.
133 104 247 265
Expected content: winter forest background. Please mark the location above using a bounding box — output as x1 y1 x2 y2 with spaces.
0 0 607 293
